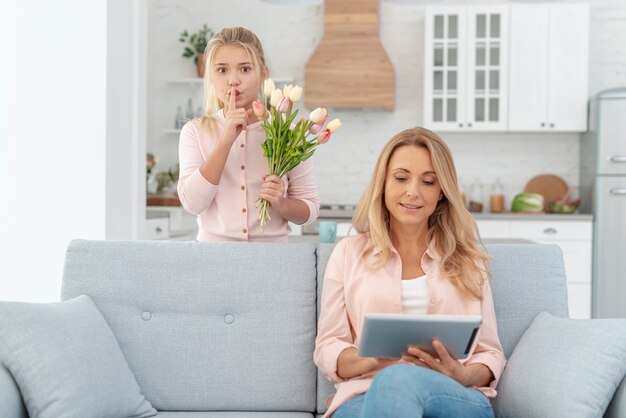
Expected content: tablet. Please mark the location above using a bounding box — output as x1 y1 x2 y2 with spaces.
358 313 482 360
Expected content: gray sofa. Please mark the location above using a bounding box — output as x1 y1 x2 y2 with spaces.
1 240 625 418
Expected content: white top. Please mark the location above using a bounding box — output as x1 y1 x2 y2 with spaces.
401 275 429 315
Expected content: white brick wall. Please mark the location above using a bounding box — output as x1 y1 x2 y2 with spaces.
148 0 626 208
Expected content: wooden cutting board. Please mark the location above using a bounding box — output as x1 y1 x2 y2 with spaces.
304 0 394 110
524 174 568 212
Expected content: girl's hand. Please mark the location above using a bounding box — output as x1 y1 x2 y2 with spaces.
259 175 286 212
222 87 253 144
401 339 473 386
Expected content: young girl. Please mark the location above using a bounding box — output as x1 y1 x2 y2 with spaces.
177 27 319 242
314 127 506 417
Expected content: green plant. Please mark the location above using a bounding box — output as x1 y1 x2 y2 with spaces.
179 24 214 64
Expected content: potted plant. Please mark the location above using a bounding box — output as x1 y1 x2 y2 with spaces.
179 24 214 78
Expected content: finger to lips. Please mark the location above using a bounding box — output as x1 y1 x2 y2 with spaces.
229 87 237 110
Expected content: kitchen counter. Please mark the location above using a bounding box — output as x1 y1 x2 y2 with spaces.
318 207 593 221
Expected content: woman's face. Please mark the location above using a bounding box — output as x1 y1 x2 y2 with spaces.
212 44 262 111
384 145 442 230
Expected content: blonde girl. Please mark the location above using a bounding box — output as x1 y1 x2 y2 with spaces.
177 27 319 242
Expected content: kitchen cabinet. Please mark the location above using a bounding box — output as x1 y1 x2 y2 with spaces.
477 218 592 319
424 5 509 131
508 3 589 132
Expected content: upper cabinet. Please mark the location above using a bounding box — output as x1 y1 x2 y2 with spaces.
508 3 589 132
423 3 589 132
424 5 509 131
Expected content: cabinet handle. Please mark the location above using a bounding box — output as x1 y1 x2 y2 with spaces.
609 188 626 195
540 122 546 127
468 123 473 128
458 123 464 128
543 227 557 235
550 123 555 128
610 156 626 163
156 227 162 233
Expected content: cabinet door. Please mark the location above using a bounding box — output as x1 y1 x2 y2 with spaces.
424 7 467 131
466 6 508 131
508 4 549 131
546 3 589 132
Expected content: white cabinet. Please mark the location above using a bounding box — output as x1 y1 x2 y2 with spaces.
508 3 589 132
477 218 592 319
424 5 509 131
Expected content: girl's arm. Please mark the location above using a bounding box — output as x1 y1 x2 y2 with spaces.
258 174 311 225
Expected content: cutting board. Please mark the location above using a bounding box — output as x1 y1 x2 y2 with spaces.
304 0 394 110
524 174 568 212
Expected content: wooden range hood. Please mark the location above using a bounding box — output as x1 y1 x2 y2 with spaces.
304 0 394 111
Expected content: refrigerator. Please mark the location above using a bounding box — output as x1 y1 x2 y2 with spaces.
580 87 626 318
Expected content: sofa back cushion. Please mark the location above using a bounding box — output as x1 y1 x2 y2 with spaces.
314 243 569 414
61 240 318 412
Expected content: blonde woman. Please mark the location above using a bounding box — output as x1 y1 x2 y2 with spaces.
177 27 319 242
314 127 506 417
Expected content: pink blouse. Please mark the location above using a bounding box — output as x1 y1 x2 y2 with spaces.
177 111 320 242
314 233 507 417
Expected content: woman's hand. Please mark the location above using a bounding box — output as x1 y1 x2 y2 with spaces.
222 87 253 144
337 347 396 380
401 339 492 387
259 175 286 212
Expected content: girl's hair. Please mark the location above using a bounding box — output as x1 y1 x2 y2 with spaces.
201 27 267 132
352 127 490 299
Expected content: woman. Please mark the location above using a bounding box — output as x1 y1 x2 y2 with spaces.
314 127 506 417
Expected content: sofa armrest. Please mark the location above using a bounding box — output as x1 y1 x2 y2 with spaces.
0 364 27 418
605 375 626 418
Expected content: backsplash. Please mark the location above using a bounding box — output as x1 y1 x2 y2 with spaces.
148 0 626 209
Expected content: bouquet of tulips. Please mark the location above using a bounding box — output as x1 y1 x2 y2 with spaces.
253 78 341 229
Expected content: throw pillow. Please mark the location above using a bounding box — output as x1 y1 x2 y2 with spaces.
0 295 157 418
493 311 626 418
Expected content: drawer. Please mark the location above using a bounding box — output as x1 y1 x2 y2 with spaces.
509 220 592 240
476 220 510 239
145 217 170 240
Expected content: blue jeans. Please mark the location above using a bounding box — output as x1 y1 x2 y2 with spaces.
333 365 494 418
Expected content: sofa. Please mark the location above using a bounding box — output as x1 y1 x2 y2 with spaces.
1 240 625 418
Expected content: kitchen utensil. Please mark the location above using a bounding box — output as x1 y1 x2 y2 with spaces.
524 174 568 212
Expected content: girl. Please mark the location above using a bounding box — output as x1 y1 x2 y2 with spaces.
177 27 319 242
314 127 506 417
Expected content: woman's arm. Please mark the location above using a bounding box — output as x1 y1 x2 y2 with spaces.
337 347 387 380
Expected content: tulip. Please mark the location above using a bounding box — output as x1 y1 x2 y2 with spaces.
270 88 283 108
309 123 323 135
325 118 342 134
317 129 331 144
276 96 291 113
282 84 294 98
288 86 302 102
309 107 328 124
264 79 275 97
252 100 268 120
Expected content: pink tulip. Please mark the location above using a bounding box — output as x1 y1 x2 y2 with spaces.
276 96 291 113
317 129 331 144
309 123 323 135
252 100 268 120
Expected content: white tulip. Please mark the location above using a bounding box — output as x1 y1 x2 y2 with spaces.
270 88 283 108
282 84 294 98
288 86 303 102
309 107 328 124
264 79 275 98
326 118 342 134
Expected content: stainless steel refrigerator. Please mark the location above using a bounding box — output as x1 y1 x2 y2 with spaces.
580 87 626 318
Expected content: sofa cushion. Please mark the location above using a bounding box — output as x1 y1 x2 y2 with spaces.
0 295 157 418
156 412 314 417
493 311 626 418
61 240 318 412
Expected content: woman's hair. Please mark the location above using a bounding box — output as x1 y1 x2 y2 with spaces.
201 27 267 132
352 127 490 299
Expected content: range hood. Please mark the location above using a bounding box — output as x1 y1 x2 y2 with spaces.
304 0 395 110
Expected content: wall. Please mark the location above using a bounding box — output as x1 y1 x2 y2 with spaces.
0 1 107 302
147 0 626 210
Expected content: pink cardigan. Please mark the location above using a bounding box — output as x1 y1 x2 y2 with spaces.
177 111 319 242
314 233 507 417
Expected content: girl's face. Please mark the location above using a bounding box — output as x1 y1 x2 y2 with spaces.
212 44 263 111
384 145 442 231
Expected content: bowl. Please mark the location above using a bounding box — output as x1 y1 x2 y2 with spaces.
549 199 580 214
